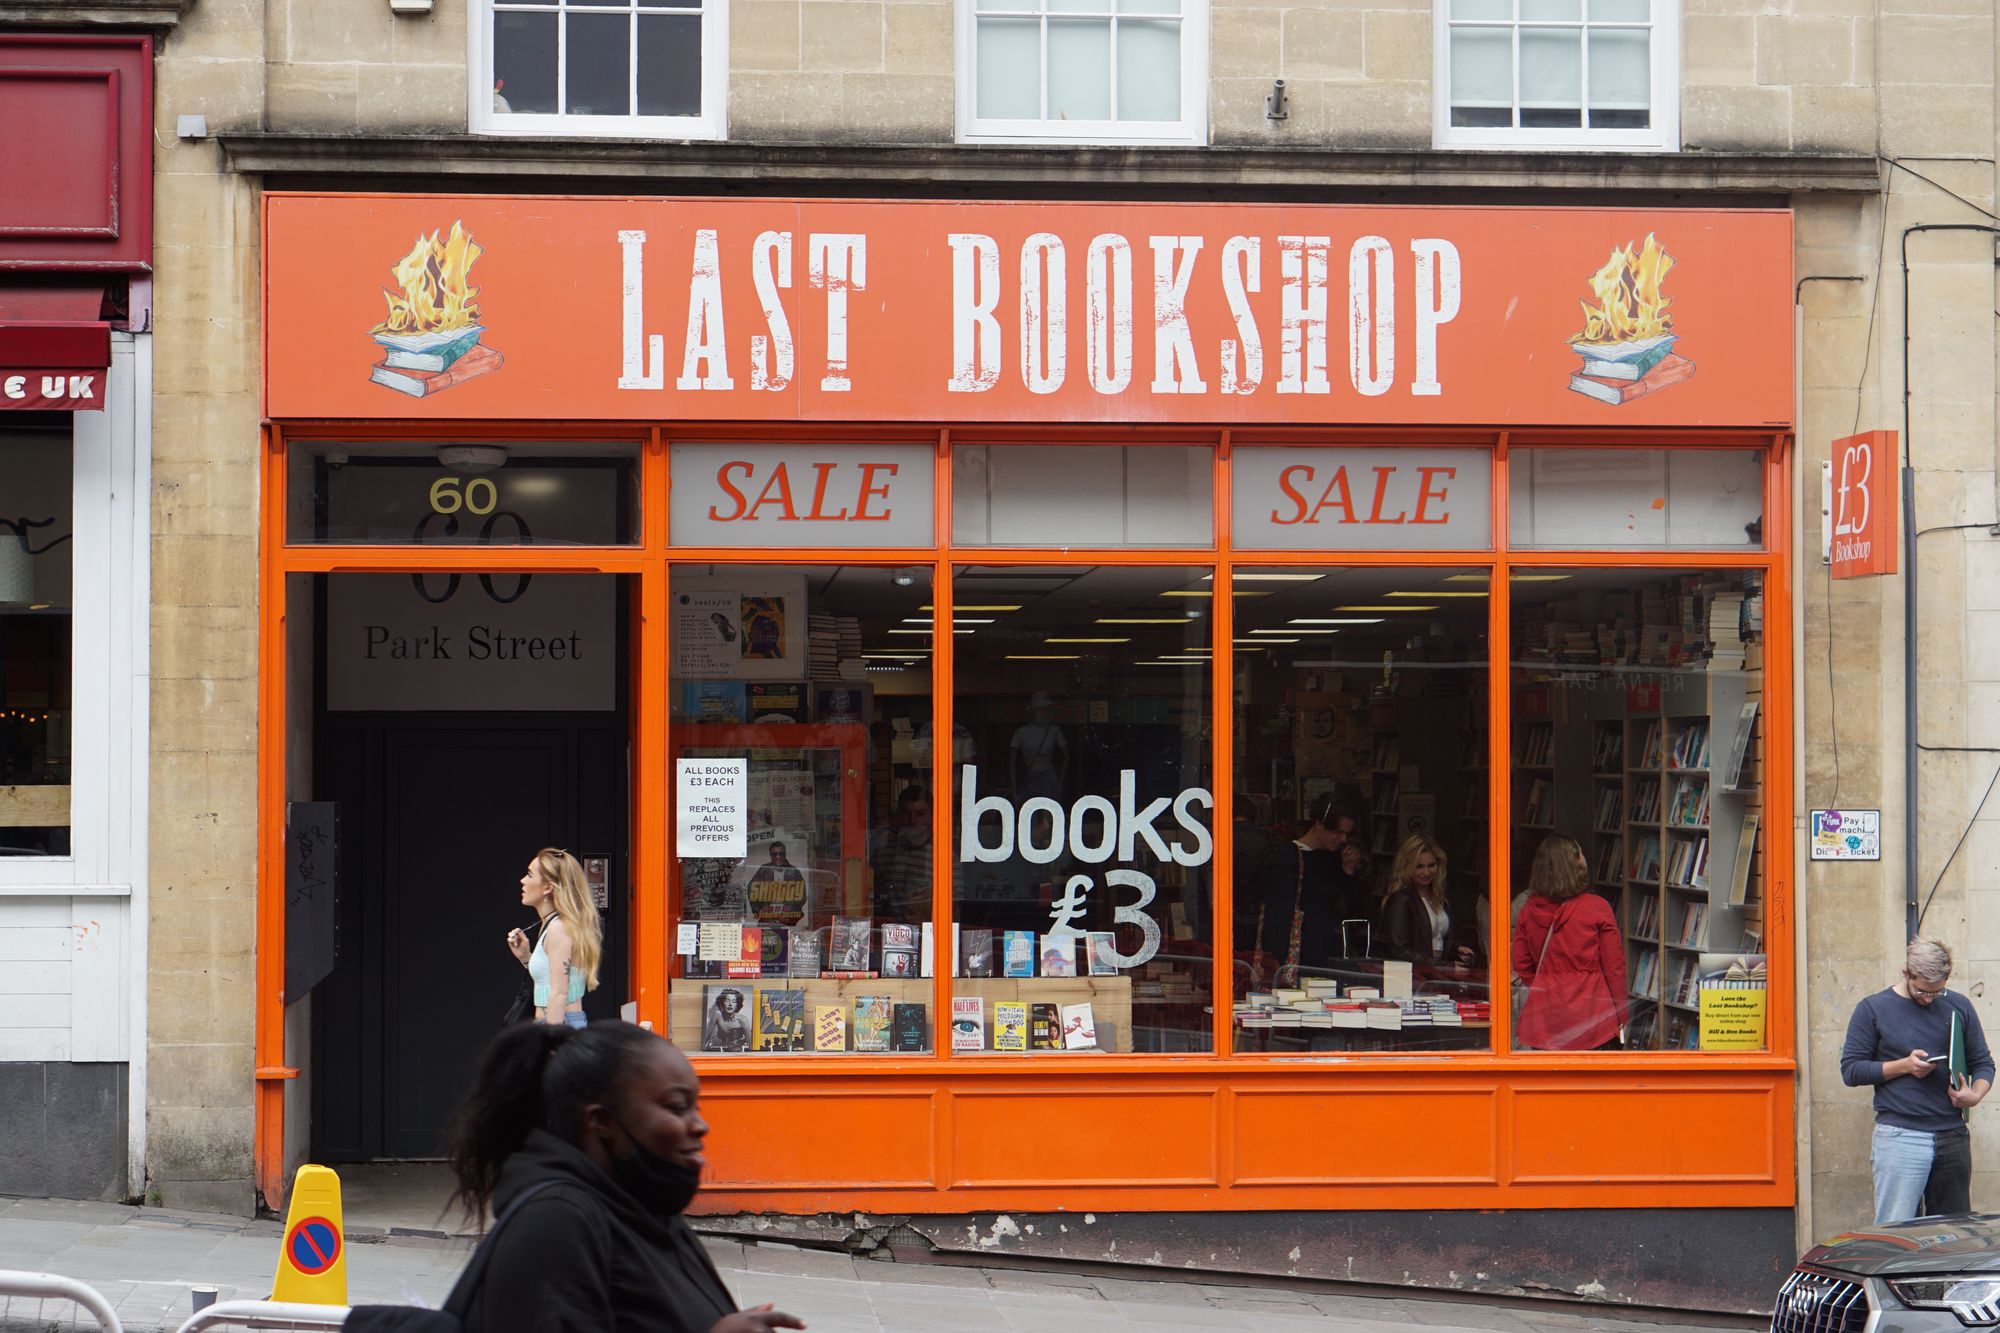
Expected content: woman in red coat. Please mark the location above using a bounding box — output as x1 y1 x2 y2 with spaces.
1512 834 1628 1050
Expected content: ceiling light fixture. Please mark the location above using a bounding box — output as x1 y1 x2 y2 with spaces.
1336 604 1438 612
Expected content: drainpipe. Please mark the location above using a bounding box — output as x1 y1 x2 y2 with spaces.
1900 223 2000 941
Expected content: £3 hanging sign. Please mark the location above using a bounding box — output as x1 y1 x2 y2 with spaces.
1827 430 1898 579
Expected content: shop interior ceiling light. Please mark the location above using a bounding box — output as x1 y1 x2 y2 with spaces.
921 604 1022 612
437 445 508 473
1385 590 1488 598
1006 654 1081 661
1336 604 1438 612
1205 572 1323 582
1291 617 1384 624
1097 617 1196 624
1046 637 1130 643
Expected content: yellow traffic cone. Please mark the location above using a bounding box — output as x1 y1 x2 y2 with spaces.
271 1164 348 1305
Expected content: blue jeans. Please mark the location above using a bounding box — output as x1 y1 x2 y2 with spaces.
1872 1123 1935 1224
562 1009 587 1029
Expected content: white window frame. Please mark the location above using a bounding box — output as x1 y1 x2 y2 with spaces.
955 0 1208 147
0 335 146 896
467 0 728 139
1432 0 1679 153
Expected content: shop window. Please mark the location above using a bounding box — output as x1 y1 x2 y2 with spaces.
1509 569 1765 1052
0 419 72 856
1435 0 1679 152
287 441 641 546
957 0 1209 145
1230 567 1492 1052
1508 448 1763 550
951 565 1213 1053
668 564 937 1054
952 444 1212 547
470 0 727 138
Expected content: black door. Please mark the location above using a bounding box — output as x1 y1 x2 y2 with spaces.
313 716 628 1160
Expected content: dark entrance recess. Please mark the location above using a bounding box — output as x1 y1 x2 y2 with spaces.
310 579 631 1162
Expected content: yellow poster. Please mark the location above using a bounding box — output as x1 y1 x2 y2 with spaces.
1700 988 1767 1050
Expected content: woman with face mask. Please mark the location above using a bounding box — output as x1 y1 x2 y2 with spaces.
442 1020 806 1332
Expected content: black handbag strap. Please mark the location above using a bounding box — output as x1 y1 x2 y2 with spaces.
443 1179 574 1317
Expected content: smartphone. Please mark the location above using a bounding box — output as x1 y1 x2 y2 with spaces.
1922 1052 1949 1064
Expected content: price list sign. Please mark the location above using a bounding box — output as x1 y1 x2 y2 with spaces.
676 758 747 859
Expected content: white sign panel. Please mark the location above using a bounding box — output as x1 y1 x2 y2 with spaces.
670 443 934 547
1231 447 1492 550
325 573 616 711
1810 809 1881 861
672 573 809 681
678 758 747 859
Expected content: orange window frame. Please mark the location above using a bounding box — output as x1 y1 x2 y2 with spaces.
254 423 1795 1208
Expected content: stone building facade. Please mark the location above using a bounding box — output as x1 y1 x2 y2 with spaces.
7 0 1998 1305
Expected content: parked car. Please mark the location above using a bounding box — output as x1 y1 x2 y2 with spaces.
1775 1215 2000 1331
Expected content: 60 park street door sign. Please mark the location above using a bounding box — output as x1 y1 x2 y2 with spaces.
264 196 1794 428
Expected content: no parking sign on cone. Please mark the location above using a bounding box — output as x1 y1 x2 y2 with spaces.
272 1163 348 1305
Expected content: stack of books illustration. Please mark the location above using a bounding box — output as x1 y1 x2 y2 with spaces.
370 324 502 398
1567 334 1694 406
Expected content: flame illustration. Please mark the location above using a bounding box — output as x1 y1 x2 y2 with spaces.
1574 233 1674 346
373 220 483 336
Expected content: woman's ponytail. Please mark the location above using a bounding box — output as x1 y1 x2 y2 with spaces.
445 1021 575 1227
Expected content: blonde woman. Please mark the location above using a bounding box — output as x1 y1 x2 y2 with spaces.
1381 835 1475 968
505 848 602 1028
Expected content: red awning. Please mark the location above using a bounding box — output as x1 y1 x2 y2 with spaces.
0 286 109 409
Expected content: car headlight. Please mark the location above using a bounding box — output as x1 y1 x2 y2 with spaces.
1887 1277 2000 1325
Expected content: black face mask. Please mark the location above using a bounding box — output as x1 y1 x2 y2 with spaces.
604 1115 702 1217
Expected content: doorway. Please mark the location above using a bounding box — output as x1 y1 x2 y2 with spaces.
302 572 630 1162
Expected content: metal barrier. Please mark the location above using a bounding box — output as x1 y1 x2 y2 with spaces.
0 1269 124 1332
172 1300 349 1333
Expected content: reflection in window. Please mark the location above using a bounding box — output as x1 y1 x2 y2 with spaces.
1509 568 1765 1051
952 565 1213 1053
668 565 936 1054
1508 448 1763 550
1230 568 1492 1051
0 417 73 857
952 444 1212 548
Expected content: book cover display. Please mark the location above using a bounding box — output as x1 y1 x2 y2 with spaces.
1040 935 1078 978
755 987 806 1052
962 928 996 978
1061 1002 1098 1050
700 985 753 1053
829 917 872 972
1003 931 1036 977
853 995 892 1052
993 1002 1028 1052
881 923 920 979
951 997 985 1051
813 1005 847 1052
891 1002 928 1052
1030 1003 1061 1050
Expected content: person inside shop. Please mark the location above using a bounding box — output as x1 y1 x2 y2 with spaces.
435 1020 804 1332
870 784 932 921
1010 692 1069 800
1841 937 1994 1224
1512 834 1626 1051
1381 836 1477 970
1250 796 1358 986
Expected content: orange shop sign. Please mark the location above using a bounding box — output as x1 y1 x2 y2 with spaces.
1827 430 1897 579
263 195 1795 427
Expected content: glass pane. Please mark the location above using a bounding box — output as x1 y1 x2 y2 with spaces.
565 11 632 116
1509 569 1766 1053
1232 446 1493 551
669 565 937 1054
669 443 935 547
640 0 698 8
1521 0 1580 17
953 445 1213 547
1450 0 1511 16
1520 26 1581 107
1508 449 1765 550
287 441 641 545
1049 0 1107 10
638 13 703 116
1120 0 1178 12
976 17 1041 119
1231 567 1493 1053
1450 28 1515 115
493 11 558 116
1049 19 1111 121
1588 0 1649 18
1116 19 1180 121
0 417 73 856
1588 27 1649 109
952 565 1213 1054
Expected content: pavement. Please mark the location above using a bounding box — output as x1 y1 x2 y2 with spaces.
0 1196 1765 1333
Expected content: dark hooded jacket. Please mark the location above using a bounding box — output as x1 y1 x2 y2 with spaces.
453 1128 738 1333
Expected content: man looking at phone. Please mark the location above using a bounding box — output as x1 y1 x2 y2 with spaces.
1841 938 1995 1223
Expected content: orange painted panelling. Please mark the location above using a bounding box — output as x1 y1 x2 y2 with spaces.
949 1089 1220 1187
1232 1088 1500 1185
264 196 1794 428
702 1088 936 1190
1510 1082 1782 1184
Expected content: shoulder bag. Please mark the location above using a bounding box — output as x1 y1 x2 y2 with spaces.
344 1180 569 1332
501 916 555 1027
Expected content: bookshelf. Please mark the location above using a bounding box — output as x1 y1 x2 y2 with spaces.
1370 727 1401 855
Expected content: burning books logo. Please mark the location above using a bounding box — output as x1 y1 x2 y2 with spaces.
368 221 504 398
1567 233 1694 407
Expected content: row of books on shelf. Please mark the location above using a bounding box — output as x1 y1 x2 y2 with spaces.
1518 722 1555 767
1670 722 1712 769
1666 834 1710 889
1592 727 1625 770
1592 785 1624 829
1520 778 1552 825
1675 902 1709 947
681 920 1121 981
1236 978 1491 1031
1371 736 1401 771
1635 721 1664 768
700 986 1102 1053
1632 894 1661 940
1629 778 1661 823
1592 835 1623 884
1667 776 1712 826
1630 954 1700 1007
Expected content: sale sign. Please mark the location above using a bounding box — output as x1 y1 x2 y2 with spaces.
1828 430 1898 579
263 195 1795 427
